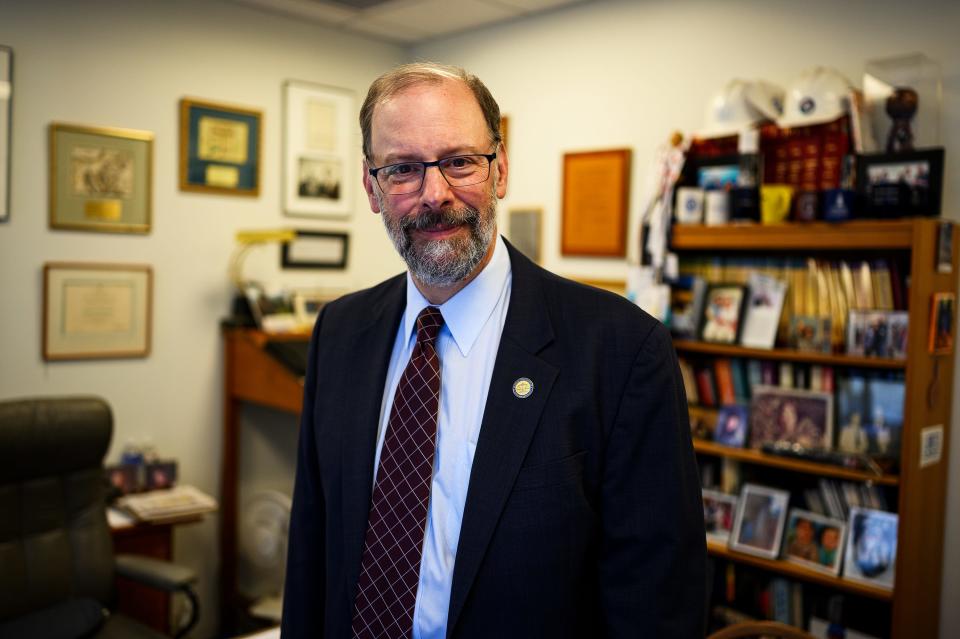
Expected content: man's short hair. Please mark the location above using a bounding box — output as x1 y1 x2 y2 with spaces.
360 62 502 161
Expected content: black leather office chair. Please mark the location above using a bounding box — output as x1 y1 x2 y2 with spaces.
0 396 199 639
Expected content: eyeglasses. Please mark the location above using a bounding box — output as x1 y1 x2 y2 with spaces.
368 152 497 195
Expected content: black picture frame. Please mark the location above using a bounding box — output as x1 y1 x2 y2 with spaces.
281 230 349 270
856 148 944 218
698 283 747 344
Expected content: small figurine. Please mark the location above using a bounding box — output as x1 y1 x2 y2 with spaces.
885 87 918 153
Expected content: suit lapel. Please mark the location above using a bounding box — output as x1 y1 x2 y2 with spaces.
339 274 406 606
447 242 558 634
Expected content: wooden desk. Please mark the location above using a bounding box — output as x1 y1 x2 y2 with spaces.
221 328 306 632
111 515 203 633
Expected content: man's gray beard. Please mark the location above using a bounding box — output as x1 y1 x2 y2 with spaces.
379 194 497 288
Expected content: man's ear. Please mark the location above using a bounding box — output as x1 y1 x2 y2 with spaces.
362 159 381 213
494 142 508 199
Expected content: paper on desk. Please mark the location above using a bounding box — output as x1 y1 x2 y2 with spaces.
107 507 136 529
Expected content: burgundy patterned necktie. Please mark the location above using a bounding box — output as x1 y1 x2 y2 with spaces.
352 306 445 639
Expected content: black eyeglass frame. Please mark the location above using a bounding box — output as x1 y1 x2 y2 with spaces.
368 152 498 194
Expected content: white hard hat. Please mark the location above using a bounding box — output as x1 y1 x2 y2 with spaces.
778 67 853 129
699 79 785 139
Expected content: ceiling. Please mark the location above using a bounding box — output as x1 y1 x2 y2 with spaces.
230 0 591 44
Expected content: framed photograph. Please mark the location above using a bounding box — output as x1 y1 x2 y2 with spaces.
561 148 630 257
0 45 11 223
106 464 140 496
43 262 152 361
283 80 355 218
740 273 787 349
281 230 349 270
699 283 746 344
791 315 832 353
730 483 790 559
179 97 262 196
508 207 542 263
49 123 153 233
702 489 738 543
714 404 748 448
145 461 178 491
847 310 909 359
937 221 954 274
857 148 944 218
748 385 833 450
783 509 846 575
928 292 955 354
843 508 898 590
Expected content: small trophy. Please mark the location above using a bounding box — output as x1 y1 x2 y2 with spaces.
885 87 918 153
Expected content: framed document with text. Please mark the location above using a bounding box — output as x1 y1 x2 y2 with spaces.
561 148 630 257
179 97 262 196
283 81 355 218
43 262 152 361
49 122 153 233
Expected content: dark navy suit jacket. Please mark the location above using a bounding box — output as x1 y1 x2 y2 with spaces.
281 240 706 638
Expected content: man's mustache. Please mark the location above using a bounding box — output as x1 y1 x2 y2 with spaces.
401 207 479 233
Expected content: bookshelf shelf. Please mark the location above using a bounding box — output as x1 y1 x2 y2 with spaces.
671 220 915 251
693 439 900 486
674 340 907 370
706 539 894 602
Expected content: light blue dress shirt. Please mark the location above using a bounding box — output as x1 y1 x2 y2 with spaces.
372 234 512 639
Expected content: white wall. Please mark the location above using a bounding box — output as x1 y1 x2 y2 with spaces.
415 0 960 635
0 1 404 636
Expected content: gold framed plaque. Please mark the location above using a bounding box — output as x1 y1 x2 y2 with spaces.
43 262 152 361
561 148 631 257
49 122 153 233
180 97 262 196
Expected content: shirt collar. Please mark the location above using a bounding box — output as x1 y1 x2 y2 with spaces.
403 234 511 357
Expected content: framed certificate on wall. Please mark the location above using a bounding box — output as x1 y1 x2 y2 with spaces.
180 97 262 196
561 148 631 257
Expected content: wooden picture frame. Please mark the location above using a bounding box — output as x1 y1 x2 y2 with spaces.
508 207 542 263
283 80 355 218
0 45 11 223
561 148 630 257
43 262 152 361
179 97 262 196
49 122 153 233
281 230 349 270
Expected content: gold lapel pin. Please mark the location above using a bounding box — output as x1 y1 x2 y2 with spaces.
512 377 534 399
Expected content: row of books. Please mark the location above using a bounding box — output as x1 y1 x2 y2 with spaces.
675 255 906 351
679 357 842 407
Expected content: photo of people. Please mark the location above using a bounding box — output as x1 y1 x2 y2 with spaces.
714 404 748 448
700 284 746 344
730 483 790 559
848 311 909 359
783 509 846 575
843 508 898 590
835 373 904 459
145 461 178 491
702 489 738 543
748 386 832 451
298 156 342 200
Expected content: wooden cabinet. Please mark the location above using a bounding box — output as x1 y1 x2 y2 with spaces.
670 219 957 638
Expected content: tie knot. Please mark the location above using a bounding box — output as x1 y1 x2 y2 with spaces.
415 306 444 345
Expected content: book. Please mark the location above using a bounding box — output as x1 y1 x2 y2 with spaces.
696 366 718 407
116 485 218 523
714 359 736 405
779 361 794 389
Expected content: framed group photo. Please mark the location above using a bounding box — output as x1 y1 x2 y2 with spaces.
748 385 833 451
283 80 355 218
180 97 262 196
43 262 152 361
857 148 944 218
49 122 153 233
782 509 846 576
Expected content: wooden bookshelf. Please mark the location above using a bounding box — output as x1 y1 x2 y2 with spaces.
671 220 915 251
674 340 907 370
671 218 958 639
693 439 899 486
706 539 893 602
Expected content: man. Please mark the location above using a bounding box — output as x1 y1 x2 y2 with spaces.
282 62 705 638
